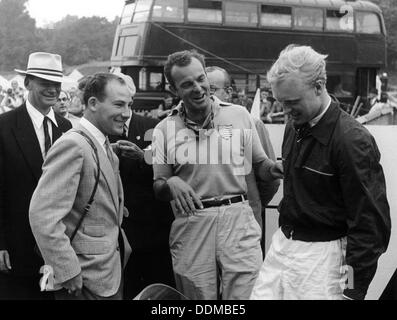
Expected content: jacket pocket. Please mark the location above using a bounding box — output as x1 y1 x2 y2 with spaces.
83 225 105 237
73 240 110 255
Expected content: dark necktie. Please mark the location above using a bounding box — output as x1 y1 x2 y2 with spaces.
122 125 128 140
295 123 311 143
43 116 52 156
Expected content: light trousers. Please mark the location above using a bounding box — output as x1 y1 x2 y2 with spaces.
170 201 262 300
250 228 348 300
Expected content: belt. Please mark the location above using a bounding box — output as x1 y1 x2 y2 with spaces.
201 194 248 209
281 224 344 242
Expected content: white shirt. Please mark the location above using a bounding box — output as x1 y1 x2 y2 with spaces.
80 117 107 154
26 100 58 159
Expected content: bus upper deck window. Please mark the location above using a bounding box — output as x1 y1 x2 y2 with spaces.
225 2 258 26
120 1 136 25
261 5 292 28
356 12 382 34
326 9 353 32
132 0 153 23
294 7 323 31
152 0 184 22
187 0 222 24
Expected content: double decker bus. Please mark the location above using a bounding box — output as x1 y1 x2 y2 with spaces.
110 0 387 111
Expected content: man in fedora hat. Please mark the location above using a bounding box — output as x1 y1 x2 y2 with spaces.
0 52 72 299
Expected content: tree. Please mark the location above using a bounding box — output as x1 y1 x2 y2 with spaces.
0 0 42 71
47 15 117 66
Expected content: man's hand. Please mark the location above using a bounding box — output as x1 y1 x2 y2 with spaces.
0 250 11 274
116 140 144 161
61 273 83 297
167 176 203 215
270 161 284 179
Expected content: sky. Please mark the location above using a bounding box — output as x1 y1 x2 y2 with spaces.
26 0 126 27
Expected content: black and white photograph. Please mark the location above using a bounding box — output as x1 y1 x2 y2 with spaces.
0 0 396 306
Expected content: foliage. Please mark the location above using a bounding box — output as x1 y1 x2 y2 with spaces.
0 0 41 71
0 0 118 72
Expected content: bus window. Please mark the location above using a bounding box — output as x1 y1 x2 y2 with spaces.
232 73 248 93
294 7 323 31
326 9 353 32
122 36 138 56
224 2 258 26
149 72 163 91
152 0 184 22
138 68 164 91
328 74 354 98
187 0 222 24
132 0 153 23
259 76 269 90
248 74 257 93
356 11 382 34
261 5 292 28
120 1 136 25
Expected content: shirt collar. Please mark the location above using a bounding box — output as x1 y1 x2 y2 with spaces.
171 96 221 118
80 117 107 147
309 99 341 146
309 96 332 127
26 99 58 129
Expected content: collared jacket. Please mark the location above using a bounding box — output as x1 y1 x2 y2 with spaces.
280 102 391 300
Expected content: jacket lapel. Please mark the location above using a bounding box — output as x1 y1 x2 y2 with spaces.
12 104 43 182
76 125 120 214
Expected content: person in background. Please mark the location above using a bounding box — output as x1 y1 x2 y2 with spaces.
152 50 282 300
10 80 25 108
0 88 17 110
206 66 279 253
52 90 80 127
260 89 273 124
110 73 175 299
251 45 391 300
235 89 253 112
68 81 87 118
0 52 72 300
157 93 176 120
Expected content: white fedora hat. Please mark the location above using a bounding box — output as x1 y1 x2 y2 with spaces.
15 52 63 83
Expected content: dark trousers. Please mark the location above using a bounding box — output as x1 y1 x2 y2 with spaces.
124 248 175 300
0 272 54 300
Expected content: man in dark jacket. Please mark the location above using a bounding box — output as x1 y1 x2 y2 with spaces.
0 52 72 299
251 45 391 300
110 74 175 299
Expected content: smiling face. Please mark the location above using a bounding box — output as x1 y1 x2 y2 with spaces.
91 79 132 136
272 74 322 126
171 57 211 117
26 76 61 112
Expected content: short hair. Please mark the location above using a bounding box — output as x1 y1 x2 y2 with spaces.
78 75 94 92
83 73 126 106
205 66 232 87
164 50 206 88
267 45 328 87
113 72 136 95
